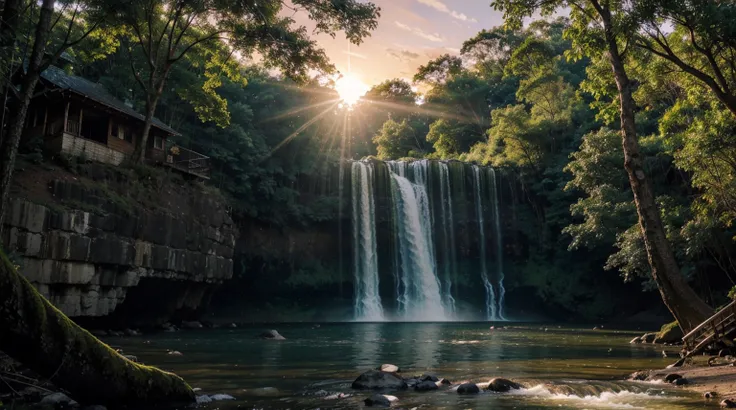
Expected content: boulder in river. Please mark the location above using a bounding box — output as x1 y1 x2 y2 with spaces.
673 377 689 386
352 370 408 390
664 373 683 383
456 383 480 394
40 392 77 406
654 322 683 344
722 399 736 408
414 380 439 392
486 377 523 392
364 394 392 407
260 330 286 340
419 374 439 382
379 364 400 373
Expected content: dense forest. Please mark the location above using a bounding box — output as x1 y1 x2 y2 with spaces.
3 0 736 324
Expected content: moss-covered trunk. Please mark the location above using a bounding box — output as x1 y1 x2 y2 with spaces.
0 250 195 406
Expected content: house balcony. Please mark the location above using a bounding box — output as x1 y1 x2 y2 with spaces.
149 144 211 180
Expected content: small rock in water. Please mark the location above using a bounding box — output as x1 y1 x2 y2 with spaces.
438 378 452 386
722 399 736 408
167 350 183 356
673 378 689 386
414 381 439 392
664 373 683 383
379 364 400 373
210 394 236 401
486 378 523 392
629 371 648 381
352 370 407 390
192 388 202 392
364 394 392 407
181 321 203 329
41 392 77 406
259 329 286 340
705 391 717 399
456 383 480 394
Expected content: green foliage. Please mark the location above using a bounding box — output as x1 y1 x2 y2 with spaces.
373 118 421 160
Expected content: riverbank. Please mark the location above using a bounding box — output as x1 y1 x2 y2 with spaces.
644 356 736 401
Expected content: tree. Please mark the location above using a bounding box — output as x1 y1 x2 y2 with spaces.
0 0 110 236
0 250 195 405
491 0 713 331
373 118 423 159
109 0 380 163
635 2 736 117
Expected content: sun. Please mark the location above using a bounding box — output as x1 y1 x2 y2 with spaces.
335 73 369 106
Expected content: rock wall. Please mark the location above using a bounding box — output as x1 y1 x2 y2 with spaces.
2 177 236 321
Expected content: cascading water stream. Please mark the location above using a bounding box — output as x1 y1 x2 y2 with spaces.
388 161 447 321
351 162 384 321
437 162 457 315
489 168 506 320
472 166 498 321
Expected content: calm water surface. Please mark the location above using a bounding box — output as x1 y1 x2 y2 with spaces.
111 323 717 409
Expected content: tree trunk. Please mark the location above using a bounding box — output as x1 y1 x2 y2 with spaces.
0 249 195 405
600 11 713 333
0 0 54 238
133 95 159 164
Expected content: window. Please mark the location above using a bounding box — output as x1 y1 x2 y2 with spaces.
154 135 165 150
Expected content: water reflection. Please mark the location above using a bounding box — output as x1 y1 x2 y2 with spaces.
402 323 441 371
353 322 382 370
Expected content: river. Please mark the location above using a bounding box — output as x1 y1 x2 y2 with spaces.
110 322 716 409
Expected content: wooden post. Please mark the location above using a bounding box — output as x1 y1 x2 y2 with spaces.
78 107 83 137
63 101 69 133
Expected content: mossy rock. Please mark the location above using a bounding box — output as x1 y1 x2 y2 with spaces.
654 321 683 344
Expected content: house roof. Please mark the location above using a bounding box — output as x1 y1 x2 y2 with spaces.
40 65 180 136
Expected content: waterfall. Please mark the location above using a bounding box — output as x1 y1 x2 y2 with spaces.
349 159 505 321
489 168 506 320
472 166 499 321
388 160 447 321
351 162 384 321
438 162 457 314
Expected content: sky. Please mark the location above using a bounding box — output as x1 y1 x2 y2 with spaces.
290 0 507 87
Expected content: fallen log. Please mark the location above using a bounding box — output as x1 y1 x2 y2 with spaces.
0 250 195 406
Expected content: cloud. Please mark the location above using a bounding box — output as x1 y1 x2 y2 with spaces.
417 0 477 23
341 50 368 60
386 48 421 61
394 21 445 43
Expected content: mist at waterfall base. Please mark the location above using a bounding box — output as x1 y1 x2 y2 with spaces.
348 159 506 322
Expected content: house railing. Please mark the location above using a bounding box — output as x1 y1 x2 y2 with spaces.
165 145 210 179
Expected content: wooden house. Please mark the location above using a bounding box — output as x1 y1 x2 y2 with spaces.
23 65 210 179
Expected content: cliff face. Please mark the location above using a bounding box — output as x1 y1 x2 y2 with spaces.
2 162 236 324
